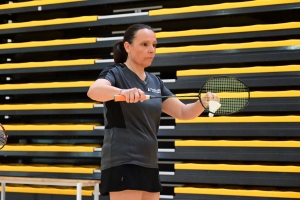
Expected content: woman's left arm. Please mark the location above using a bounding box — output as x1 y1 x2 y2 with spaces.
162 93 217 120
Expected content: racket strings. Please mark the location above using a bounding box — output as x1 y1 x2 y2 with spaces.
0 130 7 149
200 77 249 115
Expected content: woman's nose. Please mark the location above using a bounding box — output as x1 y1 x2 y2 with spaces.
149 45 155 53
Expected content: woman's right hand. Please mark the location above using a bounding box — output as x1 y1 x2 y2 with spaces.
120 88 146 103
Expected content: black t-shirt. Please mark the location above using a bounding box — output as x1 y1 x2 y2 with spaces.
98 63 173 170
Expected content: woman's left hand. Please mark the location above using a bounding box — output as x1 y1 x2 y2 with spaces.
200 92 220 108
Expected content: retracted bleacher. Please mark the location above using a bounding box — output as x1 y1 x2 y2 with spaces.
0 0 300 200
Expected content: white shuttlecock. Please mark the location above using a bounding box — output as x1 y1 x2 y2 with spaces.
208 100 221 117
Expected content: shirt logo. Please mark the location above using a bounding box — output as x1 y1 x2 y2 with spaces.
148 88 161 93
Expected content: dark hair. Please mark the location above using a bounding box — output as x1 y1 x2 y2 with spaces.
113 24 152 63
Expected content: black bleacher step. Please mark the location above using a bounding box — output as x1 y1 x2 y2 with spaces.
0 106 103 115
0 61 110 75
181 98 300 113
160 170 300 187
158 123 300 137
0 42 103 55
0 87 88 95
6 130 103 137
158 28 300 45
158 147 300 162
7 193 110 200
153 49 300 68
243 98 300 112
4 122 300 137
166 72 300 90
9 142 289 161
0 172 100 180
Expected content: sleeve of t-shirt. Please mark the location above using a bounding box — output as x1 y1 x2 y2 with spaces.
157 76 174 102
97 65 116 86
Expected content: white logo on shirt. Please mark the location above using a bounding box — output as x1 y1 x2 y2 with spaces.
148 88 161 93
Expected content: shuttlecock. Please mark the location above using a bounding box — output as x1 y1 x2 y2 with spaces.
208 100 221 117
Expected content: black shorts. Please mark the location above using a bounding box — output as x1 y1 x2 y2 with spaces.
100 164 163 196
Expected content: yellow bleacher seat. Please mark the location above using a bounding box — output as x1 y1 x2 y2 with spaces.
174 163 300 173
0 0 85 10
0 103 96 110
4 124 97 131
0 163 98 174
149 0 300 16
156 39 300 54
1 144 101 152
0 81 93 90
175 91 300 100
177 65 300 76
0 184 94 196
0 16 98 30
176 116 300 123
175 140 300 148
156 22 300 38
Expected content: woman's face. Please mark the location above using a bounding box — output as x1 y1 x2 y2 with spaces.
125 28 157 68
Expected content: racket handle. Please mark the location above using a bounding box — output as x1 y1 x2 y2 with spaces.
114 95 151 102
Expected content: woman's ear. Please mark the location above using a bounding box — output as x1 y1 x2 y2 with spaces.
124 41 130 53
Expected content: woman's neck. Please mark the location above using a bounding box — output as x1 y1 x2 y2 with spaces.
125 60 146 81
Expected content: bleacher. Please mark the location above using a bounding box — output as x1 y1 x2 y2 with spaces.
0 0 299 199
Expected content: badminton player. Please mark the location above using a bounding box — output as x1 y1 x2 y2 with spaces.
87 24 219 200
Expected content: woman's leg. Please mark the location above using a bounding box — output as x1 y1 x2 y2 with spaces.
142 192 160 200
110 190 143 200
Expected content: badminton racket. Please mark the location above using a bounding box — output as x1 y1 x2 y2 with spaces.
0 123 7 150
114 76 250 116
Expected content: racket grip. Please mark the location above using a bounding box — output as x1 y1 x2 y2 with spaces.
114 95 150 102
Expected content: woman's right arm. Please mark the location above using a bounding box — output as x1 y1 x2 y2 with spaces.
87 79 121 102
87 79 145 103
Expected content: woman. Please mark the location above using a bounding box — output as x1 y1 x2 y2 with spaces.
87 24 218 200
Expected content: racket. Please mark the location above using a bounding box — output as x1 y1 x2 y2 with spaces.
0 123 7 150
114 76 250 117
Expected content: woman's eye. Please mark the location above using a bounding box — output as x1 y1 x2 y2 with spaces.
142 43 147 46
153 44 157 48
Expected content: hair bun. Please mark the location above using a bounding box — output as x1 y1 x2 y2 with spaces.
113 40 127 63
